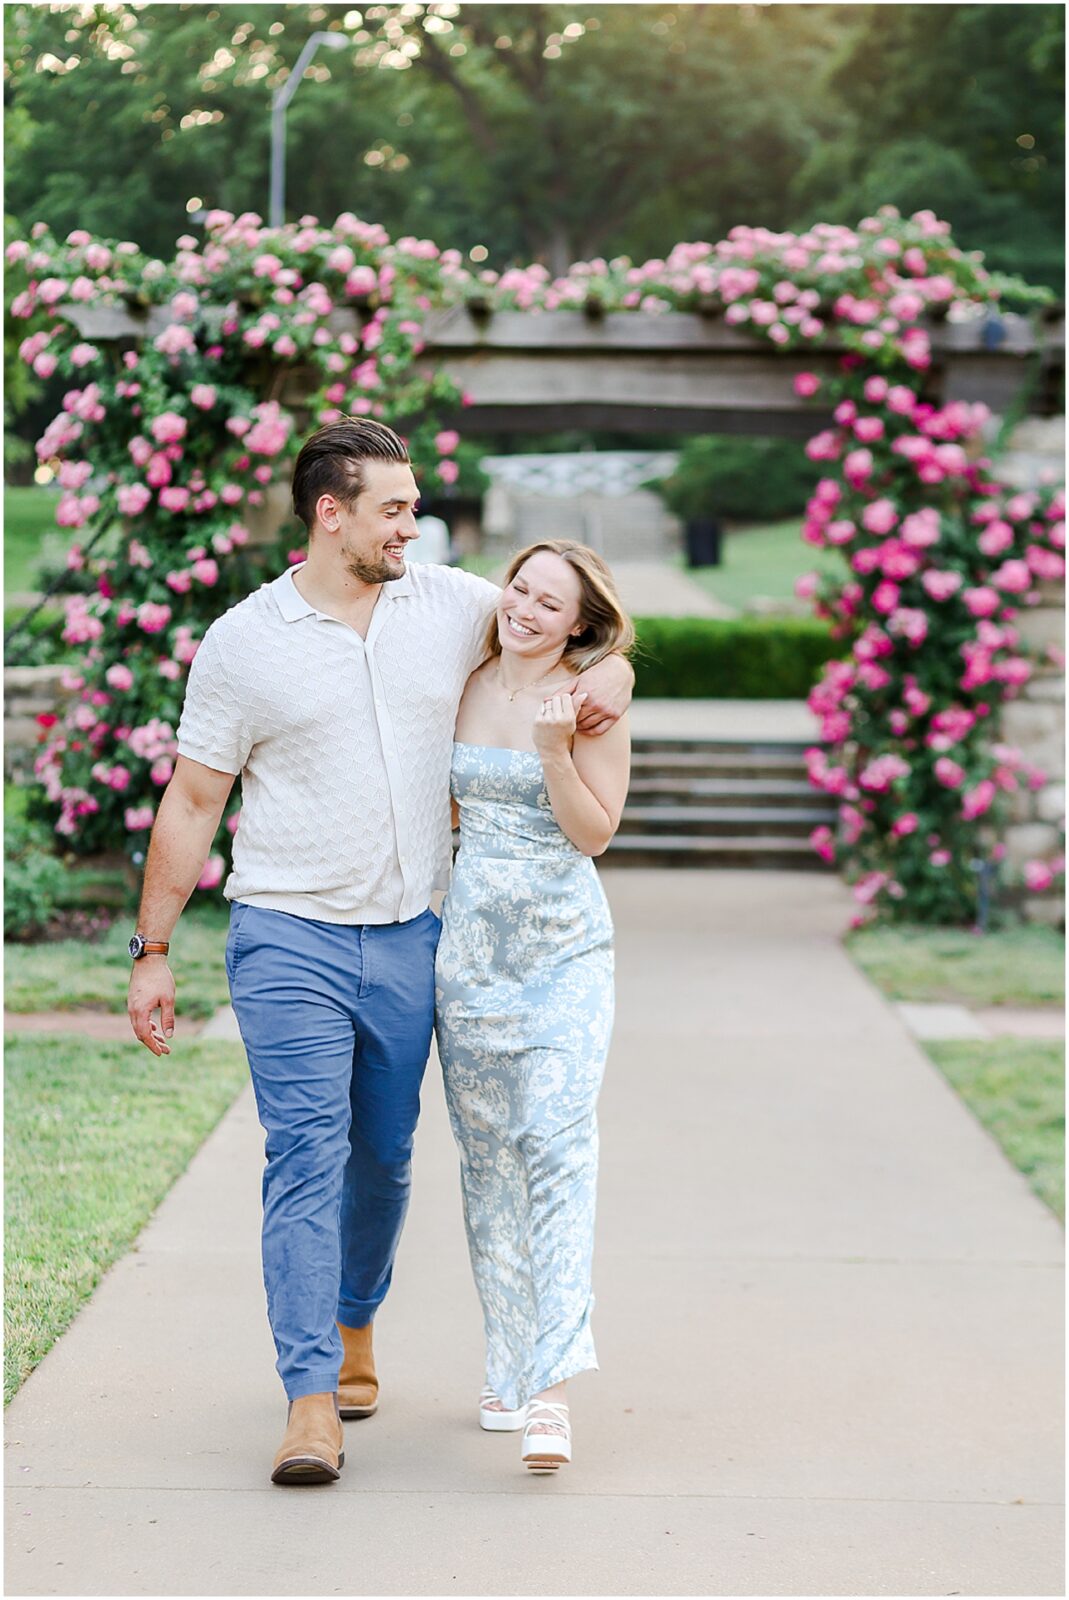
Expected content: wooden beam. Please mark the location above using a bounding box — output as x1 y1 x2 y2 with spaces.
58 303 1062 431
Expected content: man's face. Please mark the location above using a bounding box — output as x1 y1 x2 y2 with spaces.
327 460 421 584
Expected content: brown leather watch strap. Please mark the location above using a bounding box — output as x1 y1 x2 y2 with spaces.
141 941 170 955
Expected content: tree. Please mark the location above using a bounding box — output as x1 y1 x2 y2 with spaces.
794 4 1065 288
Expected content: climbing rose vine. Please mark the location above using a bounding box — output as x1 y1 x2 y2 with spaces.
7 204 1064 918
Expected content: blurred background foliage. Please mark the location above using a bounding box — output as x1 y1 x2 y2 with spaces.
4 3 1063 284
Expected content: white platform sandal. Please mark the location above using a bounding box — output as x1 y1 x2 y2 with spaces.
479 1385 526 1432
521 1398 571 1469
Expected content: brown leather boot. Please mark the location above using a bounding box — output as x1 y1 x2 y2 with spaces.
337 1321 378 1419
270 1392 345 1485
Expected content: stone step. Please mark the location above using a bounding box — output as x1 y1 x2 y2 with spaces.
630 752 813 781
626 776 824 807
601 834 830 870
631 736 819 757
618 805 832 838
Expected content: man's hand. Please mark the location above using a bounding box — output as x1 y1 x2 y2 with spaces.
128 958 176 1057
571 653 635 737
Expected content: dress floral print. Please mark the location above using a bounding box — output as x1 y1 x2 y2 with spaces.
435 742 614 1411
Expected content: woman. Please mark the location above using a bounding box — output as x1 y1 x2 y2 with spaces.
435 539 632 1471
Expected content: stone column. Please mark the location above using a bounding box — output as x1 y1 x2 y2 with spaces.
992 415 1065 924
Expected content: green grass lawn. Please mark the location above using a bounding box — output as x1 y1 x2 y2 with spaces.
4 485 63 595
847 922 1064 1220
846 923 1065 1008
928 1039 1064 1220
4 907 233 1019
4 1033 249 1402
682 517 842 612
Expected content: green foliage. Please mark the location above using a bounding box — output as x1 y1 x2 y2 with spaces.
4 4 1061 286
4 486 65 596
846 922 1065 1007
633 615 838 699
4 1032 248 1401
4 905 232 1016
4 802 68 940
653 436 822 524
927 1038 1065 1219
797 5 1065 290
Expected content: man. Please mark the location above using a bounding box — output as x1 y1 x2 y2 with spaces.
127 416 631 1485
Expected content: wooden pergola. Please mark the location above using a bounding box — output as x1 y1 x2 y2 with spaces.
67 302 1064 441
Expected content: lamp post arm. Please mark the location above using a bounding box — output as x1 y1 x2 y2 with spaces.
269 33 345 227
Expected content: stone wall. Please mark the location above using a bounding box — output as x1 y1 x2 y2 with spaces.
992 416 1065 924
4 665 71 782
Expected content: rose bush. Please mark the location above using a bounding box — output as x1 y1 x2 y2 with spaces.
7 204 1063 918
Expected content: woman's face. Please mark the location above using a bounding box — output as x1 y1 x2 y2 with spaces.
497 551 584 663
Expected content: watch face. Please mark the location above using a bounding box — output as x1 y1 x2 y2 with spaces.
129 934 145 960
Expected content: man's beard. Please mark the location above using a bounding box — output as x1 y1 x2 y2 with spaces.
340 540 405 585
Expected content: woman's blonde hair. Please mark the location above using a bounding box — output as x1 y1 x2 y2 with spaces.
483 539 635 673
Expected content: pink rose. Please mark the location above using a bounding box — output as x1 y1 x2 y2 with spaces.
861 499 898 536
872 580 900 615
961 780 996 820
153 323 196 357
843 448 873 485
977 520 1015 558
435 430 460 454
793 372 820 398
191 558 219 586
117 483 152 516
1023 860 1055 893
159 486 191 512
437 460 460 485
191 384 217 411
197 854 226 890
963 586 1000 618
899 509 940 549
137 601 172 634
151 411 187 445
921 569 963 601
934 757 965 789
991 559 1032 595
105 664 135 691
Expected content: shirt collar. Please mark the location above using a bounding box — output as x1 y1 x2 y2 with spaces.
270 563 414 623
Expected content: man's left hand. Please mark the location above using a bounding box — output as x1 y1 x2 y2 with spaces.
568 653 635 737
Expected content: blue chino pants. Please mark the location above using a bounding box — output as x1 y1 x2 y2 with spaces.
225 902 440 1400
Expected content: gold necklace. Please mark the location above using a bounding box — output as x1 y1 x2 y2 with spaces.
496 660 566 703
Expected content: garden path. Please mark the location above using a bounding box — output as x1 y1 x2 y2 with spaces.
4 869 1063 1597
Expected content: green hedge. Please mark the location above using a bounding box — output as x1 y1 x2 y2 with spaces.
632 615 839 699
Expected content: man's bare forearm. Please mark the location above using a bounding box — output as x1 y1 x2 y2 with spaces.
135 781 229 939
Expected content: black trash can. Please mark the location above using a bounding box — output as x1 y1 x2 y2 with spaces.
684 516 722 568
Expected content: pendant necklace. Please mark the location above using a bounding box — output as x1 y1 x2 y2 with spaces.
497 662 565 703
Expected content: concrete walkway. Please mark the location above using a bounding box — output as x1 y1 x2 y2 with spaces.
5 871 1063 1596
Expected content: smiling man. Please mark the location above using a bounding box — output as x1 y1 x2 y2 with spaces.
126 416 632 1486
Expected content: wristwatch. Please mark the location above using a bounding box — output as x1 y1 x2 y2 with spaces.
129 933 170 961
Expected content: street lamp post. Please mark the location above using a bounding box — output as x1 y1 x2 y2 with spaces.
269 31 348 229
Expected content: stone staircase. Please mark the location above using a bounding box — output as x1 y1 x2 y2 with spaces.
604 735 836 870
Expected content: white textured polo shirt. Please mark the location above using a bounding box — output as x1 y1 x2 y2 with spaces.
176 563 499 924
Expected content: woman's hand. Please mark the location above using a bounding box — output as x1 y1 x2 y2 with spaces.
533 691 586 758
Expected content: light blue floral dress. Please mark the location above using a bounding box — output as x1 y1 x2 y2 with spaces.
435 741 615 1411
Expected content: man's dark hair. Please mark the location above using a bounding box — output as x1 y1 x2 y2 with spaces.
291 416 410 532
